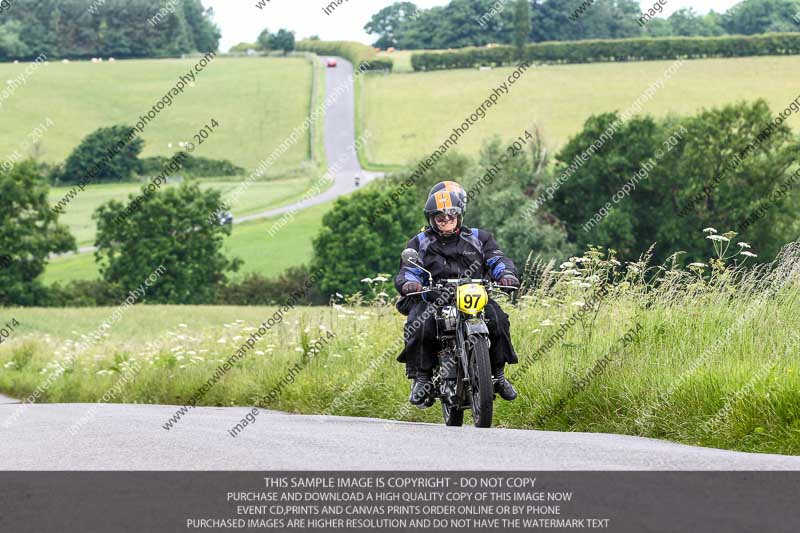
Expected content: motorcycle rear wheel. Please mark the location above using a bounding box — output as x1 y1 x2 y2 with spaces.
468 335 494 428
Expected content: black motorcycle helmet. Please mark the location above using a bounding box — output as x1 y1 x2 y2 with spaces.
428 181 467 215
424 189 466 234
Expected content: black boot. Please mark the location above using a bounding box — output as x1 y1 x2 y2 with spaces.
493 364 518 401
409 371 433 406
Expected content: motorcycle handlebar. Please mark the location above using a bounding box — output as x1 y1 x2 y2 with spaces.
404 280 519 297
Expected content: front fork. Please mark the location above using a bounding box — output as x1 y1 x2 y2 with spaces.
454 315 490 398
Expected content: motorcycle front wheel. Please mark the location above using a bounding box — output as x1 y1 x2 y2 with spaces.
442 399 464 426
468 335 494 428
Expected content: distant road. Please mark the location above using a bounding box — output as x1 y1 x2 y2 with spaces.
236 55 382 223
62 55 381 255
1 394 799 470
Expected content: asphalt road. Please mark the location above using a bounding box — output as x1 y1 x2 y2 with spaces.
65 55 380 254
1 393 799 470
236 56 381 223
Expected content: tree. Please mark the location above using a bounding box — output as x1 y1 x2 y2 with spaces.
398 7 444 49
722 0 800 34
257 28 272 51
531 0 641 42
257 28 294 53
0 161 75 305
549 102 800 263
513 0 531 60
93 181 241 304
61 125 144 183
0 21 31 59
270 29 295 53
0 0 219 60
364 2 419 49
312 188 421 297
668 8 724 37
181 0 221 52
468 134 575 266
644 18 673 37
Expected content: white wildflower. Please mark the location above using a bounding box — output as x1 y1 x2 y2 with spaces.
255 350 265 355
540 319 554 327
737 242 751 249
703 227 717 234
707 235 729 242
560 261 575 269
741 251 757 258
572 301 586 307
373 276 388 282
361 278 373 283
688 263 707 268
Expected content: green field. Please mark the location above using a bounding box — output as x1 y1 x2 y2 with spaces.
362 56 800 166
42 201 331 285
377 50 416 73
49 177 322 247
0 57 313 173
4 241 800 454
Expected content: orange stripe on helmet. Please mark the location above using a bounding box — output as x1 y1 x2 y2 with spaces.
434 191 453 210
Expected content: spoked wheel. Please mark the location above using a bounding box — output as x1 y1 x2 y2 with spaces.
442 399 464 426
468 335 494 428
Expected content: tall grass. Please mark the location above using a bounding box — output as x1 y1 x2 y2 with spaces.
1 231 799 454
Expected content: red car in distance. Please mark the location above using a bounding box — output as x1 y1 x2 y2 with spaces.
327 58 337 68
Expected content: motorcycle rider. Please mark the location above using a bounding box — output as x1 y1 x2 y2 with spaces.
395 181 520 407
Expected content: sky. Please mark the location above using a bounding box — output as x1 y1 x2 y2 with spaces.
205 1 743 52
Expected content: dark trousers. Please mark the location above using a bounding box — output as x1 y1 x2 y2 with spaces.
397 299 518 374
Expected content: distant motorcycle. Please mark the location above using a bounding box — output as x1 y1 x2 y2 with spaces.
401 248 516 428
354 176 361 187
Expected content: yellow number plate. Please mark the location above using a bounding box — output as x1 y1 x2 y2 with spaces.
456 283 488 315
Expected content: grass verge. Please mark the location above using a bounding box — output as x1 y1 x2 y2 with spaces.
6 236 800 454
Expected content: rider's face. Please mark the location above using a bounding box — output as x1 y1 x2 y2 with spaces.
434 213 458 234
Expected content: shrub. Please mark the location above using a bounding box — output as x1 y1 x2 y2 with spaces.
60 125 144 183
216 266 326 306
410 33 800 70
140 154 244 178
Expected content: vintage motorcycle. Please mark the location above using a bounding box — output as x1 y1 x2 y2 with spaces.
401 248 516 428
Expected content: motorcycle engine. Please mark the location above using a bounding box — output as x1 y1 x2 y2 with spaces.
437 306 458 333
